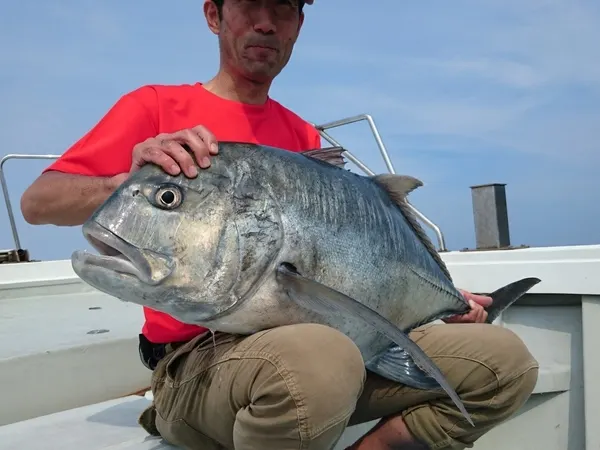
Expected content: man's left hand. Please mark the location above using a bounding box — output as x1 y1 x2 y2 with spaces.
443 290 493 324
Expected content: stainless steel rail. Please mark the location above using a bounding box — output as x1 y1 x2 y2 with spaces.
0 154 60 250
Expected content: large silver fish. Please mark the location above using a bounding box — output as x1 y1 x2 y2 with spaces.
71 143 540 426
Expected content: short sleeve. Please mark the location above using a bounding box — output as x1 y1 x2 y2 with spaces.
310 126 322 149
44 86 160 177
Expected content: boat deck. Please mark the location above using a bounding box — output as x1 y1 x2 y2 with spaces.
0 260 151 427
0 395 174 450
0 393 371 450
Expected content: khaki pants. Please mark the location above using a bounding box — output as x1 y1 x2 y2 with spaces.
138 323 538 450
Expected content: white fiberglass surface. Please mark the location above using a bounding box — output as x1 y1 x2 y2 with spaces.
0 396 176 450
0 285 144 360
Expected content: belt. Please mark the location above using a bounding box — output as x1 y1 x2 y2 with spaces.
138 333 187 371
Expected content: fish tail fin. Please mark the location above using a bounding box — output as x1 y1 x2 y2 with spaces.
484 277 541 323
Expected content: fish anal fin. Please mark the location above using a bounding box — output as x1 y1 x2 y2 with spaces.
372 174 453 281
275 262 474 427
301 146 347 168
366 345 441 390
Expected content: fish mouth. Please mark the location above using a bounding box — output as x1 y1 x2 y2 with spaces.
72 221 174 286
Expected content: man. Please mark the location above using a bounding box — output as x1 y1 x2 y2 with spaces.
20 1 539 449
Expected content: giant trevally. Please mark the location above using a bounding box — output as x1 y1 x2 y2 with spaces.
70 143 541 426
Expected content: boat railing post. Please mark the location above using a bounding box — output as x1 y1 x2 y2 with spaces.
0 154 60 260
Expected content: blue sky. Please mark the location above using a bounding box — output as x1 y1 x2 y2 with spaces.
1 0 598 261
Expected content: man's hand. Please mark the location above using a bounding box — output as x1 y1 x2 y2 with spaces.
130 125 219 178
443 290 493 324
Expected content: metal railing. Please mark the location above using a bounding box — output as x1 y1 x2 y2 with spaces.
0 154 60 250
0 113 446 256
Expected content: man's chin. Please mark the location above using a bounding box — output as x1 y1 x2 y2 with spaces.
237 55 277 77
243 67 278 84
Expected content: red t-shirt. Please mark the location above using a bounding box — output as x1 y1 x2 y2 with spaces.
44 82 322 344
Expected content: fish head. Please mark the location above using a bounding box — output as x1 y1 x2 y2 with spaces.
71 158 283 326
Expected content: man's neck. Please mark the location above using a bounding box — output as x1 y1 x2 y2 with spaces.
203 69 272 105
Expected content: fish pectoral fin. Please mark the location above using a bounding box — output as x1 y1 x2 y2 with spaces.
300 146 347 168
276 263 342 316
275 262 474 427
366 345 441 390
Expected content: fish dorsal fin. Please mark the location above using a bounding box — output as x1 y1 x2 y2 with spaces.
301 146 347 168
372 174 453 281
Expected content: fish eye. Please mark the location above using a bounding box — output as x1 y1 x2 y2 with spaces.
154 185 182 210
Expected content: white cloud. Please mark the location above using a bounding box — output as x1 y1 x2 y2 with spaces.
404 58 545 89
288 0 600 168
483 0 600 86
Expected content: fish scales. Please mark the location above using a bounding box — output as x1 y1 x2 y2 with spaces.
213 145 463 337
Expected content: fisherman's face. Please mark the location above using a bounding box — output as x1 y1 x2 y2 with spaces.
205 0 305 83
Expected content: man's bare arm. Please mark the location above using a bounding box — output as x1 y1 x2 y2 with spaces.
20 171 127 226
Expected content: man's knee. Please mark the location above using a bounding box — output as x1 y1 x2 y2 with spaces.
478 324 538 377
398 325 539 449
419 323 539 416
255 323 367 433
151 324 368 449
447 324 539 426
482 325 539 412
259 323 367 400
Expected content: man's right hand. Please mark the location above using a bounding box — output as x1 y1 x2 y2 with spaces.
130 125 219 178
